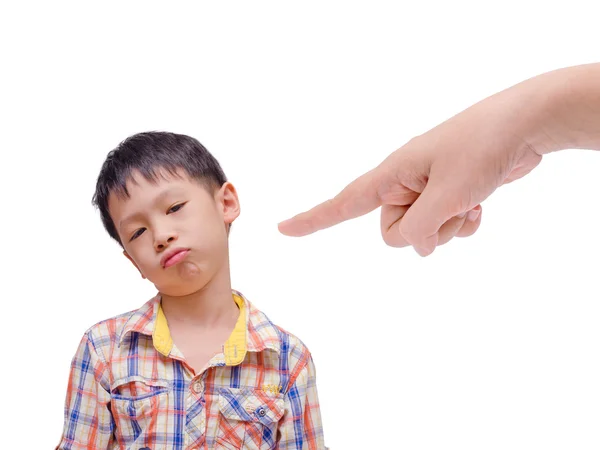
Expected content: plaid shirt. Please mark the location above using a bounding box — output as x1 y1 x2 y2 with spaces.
55 289 328 449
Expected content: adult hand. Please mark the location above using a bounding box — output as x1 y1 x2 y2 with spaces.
278 63 600 256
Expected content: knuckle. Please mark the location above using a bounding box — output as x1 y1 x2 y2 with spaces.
382 233 408 248
335 199 352 221
397 220 418 242
380 224 408 248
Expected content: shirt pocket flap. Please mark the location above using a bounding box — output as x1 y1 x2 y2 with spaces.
110 375 172 401
218 387 285 425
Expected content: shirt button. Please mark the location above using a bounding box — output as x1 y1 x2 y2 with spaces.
258 408 266 417
192 381 202 393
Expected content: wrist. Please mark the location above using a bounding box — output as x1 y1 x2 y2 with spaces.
510 63 600 155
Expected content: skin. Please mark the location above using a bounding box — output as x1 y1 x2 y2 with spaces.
108 167 241 331
277 63 600 256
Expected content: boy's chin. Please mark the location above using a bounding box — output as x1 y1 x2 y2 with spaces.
153 278 209 297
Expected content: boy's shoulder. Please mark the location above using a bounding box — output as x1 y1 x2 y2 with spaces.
80 293 159 348
243 291 314 360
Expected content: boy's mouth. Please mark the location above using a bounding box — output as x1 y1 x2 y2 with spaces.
161 248 190 268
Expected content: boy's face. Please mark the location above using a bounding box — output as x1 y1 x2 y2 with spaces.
108 168 240 296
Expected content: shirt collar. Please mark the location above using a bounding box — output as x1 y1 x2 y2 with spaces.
117 289 280 365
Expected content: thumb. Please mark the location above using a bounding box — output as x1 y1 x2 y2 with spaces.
399 174 467 256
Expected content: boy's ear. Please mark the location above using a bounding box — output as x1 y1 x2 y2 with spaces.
219 181 241 225
123 250 146 279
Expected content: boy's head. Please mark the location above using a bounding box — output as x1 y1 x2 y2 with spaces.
91 131 240 296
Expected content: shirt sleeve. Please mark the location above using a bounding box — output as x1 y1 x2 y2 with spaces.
276 353 328 449
55 331 115 449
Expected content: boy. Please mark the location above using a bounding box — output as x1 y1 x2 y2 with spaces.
55 131 328 449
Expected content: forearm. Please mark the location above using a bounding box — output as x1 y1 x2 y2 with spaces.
510 62 600 154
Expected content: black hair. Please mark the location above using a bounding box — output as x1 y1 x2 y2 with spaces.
91 131 229 249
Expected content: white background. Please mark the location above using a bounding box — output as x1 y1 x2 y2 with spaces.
1 1 600 449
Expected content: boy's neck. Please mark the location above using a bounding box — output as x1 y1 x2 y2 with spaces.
159 265 239 330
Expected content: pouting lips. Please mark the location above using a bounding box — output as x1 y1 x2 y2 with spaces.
162 249 190 268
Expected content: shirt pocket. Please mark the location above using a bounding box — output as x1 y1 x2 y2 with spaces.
215 386 285 450
110 376 171 448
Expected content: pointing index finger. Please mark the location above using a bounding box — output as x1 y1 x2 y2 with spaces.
277 168 382 236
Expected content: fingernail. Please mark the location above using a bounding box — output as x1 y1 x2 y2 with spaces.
415 234 438 256
414 245 433 257
457 212 467 219
467 209 480 221
414 246 427 257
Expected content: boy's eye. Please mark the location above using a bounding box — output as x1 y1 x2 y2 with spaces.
130 228 145 241
169 203 185 213
129 203 186 242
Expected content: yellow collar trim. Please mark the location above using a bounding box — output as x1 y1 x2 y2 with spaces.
152 292 247 366
153 304 174 356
